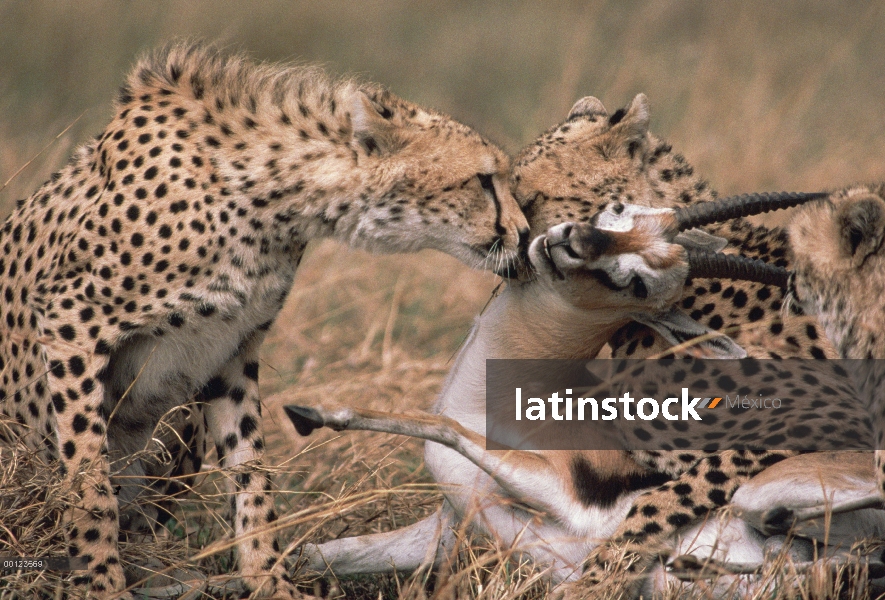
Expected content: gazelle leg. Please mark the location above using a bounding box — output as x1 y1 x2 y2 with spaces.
300 504 456 576
731 451 885 534
284 405 575 524
762 494 885 535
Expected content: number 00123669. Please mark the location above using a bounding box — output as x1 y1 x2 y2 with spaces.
0 557 89 571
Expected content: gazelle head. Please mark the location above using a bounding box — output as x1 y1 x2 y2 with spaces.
529 210 687 314
524 191 828 357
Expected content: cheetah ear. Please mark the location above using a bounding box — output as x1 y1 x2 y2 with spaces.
839 194 885 266
603 94 650 159
349 89 404 157
608 93 650 137
631 307 748 359
567 96 607 120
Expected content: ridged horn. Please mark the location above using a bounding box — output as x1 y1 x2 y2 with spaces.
686 249 789 288
673 192 828 232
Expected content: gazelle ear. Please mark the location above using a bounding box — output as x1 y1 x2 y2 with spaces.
631 307 748 359
349 89 404 156
673 229 728 253
838 193 885 267
567 96 608 120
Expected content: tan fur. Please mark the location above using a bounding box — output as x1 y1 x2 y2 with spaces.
511 93 835 360
286 211 876 595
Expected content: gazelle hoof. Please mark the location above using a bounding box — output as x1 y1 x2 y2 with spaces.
761 505 796 535
284 405 326 436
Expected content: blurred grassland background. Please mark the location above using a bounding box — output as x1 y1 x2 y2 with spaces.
2 2 885 598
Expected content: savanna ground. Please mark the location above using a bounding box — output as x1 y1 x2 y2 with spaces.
2 2 885 598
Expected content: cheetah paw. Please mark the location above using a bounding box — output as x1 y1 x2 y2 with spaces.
241 562 318 600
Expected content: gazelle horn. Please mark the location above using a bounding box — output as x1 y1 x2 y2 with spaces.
686 250 789 288
673 192 828 232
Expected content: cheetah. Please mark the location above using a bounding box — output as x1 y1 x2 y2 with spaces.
0 41 528 598
787 183 885 510
504 94 876 598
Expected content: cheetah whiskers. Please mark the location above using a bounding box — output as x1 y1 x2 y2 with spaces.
486 237 518 283
483 237 502 273
0 41 530 598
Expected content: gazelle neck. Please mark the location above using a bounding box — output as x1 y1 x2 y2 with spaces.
436 281 629 428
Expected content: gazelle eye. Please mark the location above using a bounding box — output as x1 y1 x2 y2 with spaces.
477 173 495 192
632 275 648 299
610 202 625 214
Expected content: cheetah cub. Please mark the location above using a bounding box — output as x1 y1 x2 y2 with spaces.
0 41 527 598
788 183 885 508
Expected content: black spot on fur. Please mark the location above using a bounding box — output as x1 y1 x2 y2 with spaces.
243 362 259 381
201 377 228 401
608 109 626 125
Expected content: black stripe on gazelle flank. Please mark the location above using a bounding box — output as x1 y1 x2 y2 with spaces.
570 456 671 509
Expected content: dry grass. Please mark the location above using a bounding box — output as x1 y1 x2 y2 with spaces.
2 1 885 598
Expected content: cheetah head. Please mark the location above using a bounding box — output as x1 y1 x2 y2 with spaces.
344 87 529 275
787 184 885 354
511 93 663 236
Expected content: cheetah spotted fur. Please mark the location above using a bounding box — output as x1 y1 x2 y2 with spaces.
0 41 528 598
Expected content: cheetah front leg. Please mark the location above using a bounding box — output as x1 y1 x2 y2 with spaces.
563 448 795 599
43 338 128 597
202 331 304 599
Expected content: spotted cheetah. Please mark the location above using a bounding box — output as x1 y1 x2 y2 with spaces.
508 94 871 598
0 41 528 598
788 183 885 507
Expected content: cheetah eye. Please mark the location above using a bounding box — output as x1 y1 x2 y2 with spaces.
477 173 495 193
521 191 542 213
